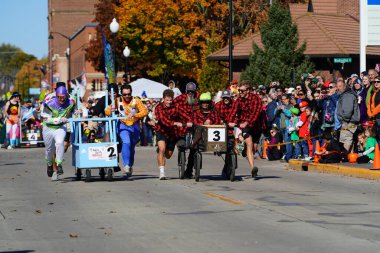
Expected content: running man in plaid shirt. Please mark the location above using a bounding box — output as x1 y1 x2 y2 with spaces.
154 89 183 180
174 82 199 178
237 80 263 179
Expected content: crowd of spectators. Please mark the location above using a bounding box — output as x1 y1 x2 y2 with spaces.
258 69 380 164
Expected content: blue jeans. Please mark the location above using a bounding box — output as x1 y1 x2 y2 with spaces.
282 130 293 161
294 142 302 158
117 122 140 167
301 140 309 157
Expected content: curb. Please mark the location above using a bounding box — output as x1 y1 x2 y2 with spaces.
286 160 380 180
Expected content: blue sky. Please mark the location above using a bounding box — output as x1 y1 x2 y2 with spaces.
0 0 47 59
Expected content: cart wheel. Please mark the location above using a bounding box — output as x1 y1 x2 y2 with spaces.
99 168 106 180
85 169 91 182
178 150 186 179
107 168 113 182
228 153 237 182
194 151 202 182
76 169 82 181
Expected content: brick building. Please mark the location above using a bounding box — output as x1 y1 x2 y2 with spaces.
48 0 97 86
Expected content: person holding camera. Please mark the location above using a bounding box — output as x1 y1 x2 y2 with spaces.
321 82 339 132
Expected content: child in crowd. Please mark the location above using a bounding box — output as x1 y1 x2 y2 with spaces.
266 126 283 161
315 131 341 163
296 102 311 160
357 127 377 164
288 107 300 158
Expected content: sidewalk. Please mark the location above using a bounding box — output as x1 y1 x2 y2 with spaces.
286 160 380 180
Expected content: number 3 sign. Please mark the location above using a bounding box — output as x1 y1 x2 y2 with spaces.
207 128 225 142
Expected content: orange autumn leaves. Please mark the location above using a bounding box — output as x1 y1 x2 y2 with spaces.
115 0 228 82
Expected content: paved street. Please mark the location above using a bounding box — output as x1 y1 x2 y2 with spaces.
1 147 380 253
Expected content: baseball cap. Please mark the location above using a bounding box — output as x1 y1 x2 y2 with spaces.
290 107 299 115
186 82 196 92
221 90 231 98
199 92 212 101
299 101 309 108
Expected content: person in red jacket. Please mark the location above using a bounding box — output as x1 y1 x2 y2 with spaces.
237 80 263 179
296 101 311 160
154 89 182 180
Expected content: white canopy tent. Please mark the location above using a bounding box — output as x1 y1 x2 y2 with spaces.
129 78 167 99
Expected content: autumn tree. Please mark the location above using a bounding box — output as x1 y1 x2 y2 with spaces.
15 59 47 99
0 43 35 77
240 0 313 86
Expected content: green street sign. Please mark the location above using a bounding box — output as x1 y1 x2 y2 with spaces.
334 57 352 64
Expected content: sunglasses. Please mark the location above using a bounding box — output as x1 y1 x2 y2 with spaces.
57 96 66 99
298 93 305 96
122 93 132 96
374 81 380 84
238 89 247 92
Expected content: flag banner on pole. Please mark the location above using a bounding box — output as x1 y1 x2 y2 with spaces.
101 28 115 85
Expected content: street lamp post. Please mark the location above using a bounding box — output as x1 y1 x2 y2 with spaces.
123 46 130 83
229 0 233 83
48 32 71 86
110 18 120 83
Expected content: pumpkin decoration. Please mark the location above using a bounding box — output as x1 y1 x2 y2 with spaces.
348 152 359 163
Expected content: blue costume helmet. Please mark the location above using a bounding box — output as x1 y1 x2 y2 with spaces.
56 86 69 97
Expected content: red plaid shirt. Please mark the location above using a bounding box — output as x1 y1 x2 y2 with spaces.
174 93 199 136
214 100 239 124
154 102 179 140
174 93 199 124
193 109 219 125
237 93 263 127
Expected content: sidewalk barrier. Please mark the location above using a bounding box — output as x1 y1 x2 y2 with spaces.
371 144 380 170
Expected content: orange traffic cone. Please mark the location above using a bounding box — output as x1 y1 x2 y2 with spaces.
371 144 380 170
314 140 321 163
262 140 268 159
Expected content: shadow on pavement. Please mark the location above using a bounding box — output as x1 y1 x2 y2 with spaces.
0 163 25 166
0 251 35 253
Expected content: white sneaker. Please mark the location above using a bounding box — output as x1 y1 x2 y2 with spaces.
7 145 13 150
51 172 58 181
304 156 311 161
159 170 166 180
123 165 132 175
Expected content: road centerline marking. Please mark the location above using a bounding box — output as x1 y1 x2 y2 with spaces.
205 193 242 205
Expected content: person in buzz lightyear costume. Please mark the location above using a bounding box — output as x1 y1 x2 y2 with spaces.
41 86 76 181
105 84 147 176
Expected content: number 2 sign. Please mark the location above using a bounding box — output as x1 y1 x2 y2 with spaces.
207 128 225 142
